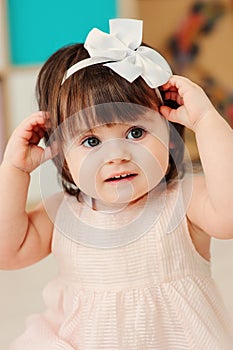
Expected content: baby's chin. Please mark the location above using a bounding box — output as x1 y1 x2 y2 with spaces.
91 189 152 212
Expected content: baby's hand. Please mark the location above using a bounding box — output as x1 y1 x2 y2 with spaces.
3 111 53 173
160 75 215 131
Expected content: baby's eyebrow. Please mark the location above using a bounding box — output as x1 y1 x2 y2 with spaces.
81 128 95 135
81 123 117 135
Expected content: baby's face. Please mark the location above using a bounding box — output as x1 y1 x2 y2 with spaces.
65 111 169 207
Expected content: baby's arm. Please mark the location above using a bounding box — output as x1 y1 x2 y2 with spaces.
160 76 233 238
0 112 58 269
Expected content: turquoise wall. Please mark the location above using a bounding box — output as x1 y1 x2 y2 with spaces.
7 0 117 65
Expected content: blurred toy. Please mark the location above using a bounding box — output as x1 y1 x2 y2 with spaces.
166 0 233 126
168 1 225 71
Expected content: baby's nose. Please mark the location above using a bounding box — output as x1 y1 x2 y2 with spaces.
103 139 132 164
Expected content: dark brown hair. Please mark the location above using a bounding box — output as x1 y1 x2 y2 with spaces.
36 43 185 196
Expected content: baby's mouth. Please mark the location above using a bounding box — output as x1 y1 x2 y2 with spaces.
105 173 137 182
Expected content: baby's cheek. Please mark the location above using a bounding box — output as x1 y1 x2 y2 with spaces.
76 152 102 198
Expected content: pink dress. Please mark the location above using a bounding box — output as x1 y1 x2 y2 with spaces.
10 182 233 349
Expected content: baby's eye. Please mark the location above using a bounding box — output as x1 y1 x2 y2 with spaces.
127 127 145 140
82 136 101 148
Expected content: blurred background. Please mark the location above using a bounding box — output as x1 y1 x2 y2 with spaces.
0 0 233 348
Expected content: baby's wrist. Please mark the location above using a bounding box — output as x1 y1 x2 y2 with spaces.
1 160 31 178
192 109 221 134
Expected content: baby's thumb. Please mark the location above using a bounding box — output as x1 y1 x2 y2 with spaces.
42 144 59 163
43 141 59 162
41 146 53 163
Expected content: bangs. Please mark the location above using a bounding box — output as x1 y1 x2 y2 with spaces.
59 61 161 128
57 62 162 145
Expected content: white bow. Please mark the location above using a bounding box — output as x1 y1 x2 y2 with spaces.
62 19 172 88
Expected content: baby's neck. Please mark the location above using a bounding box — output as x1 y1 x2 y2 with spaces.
83 193 149 213
80 182 168 213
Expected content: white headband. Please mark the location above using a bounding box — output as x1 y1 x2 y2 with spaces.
62 19 172 101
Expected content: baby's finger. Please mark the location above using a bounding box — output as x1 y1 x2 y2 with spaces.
13 112 47 143
167 75 199 96
23 112 47 131
163 91 184 106
162 75 190 93
29 129 46 145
